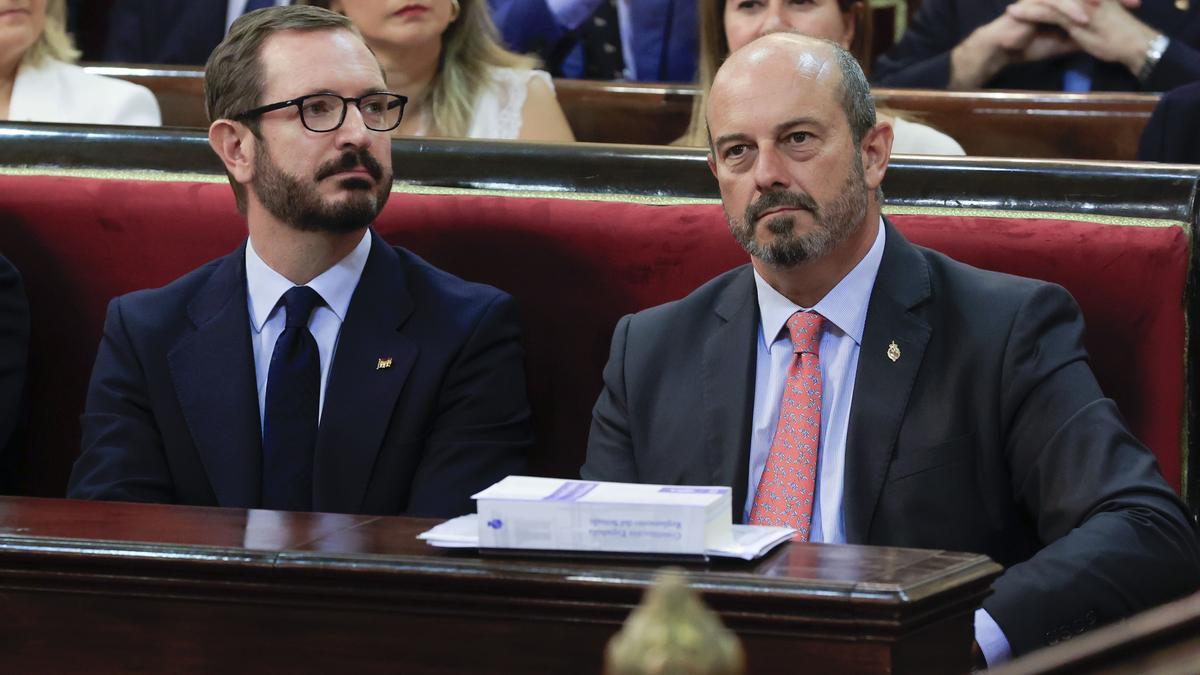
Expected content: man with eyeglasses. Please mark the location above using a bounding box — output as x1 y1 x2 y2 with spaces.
68 5 533 517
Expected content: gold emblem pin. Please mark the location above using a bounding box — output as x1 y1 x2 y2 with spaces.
376 357 393 370
1177 0 1189 10
887 341 901 363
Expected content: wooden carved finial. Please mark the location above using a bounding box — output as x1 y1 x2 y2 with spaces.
604 568 745 675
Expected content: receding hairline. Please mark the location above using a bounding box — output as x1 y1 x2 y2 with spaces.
705 35 855 146
253 26 389 100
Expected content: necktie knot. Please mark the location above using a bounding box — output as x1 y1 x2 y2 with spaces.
282 286 323 329
786 311 824 355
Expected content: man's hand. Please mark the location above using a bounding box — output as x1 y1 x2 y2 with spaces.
950 7 1077 89
1007 0 1160 75
948 0 1146 89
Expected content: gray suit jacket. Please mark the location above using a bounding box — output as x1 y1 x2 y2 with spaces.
584 221 1200 656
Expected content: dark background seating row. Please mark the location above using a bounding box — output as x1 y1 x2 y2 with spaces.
84 65 1159 160
0 128 1195 511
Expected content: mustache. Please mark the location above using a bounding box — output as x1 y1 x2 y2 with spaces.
745 189 819 227
314 150 384 182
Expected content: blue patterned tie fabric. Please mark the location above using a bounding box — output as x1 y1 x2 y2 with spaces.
262 286 323 511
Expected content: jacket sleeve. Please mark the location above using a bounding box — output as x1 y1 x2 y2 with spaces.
404 292 533 517
581 314 640 482
0 256 28 459
871 0 967 87
68 296 175 503
487 0 574 55
984 283 1200 655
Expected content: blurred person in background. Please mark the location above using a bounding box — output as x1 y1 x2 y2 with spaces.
678 0 962 155
1 0 159 124
303 0 574 141
873 0 1200 92
103 1 292 67
488 0 697 82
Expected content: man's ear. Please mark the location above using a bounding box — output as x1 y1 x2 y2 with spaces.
707 152 718 178
860 119 893 192
208 120 256 186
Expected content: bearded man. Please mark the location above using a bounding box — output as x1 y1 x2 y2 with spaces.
68 5 532 517
582 33 1200 666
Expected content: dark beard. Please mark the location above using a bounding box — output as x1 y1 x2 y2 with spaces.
726 155 868 267
253 146 392 234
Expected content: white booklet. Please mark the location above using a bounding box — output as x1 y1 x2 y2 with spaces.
418 513 796 561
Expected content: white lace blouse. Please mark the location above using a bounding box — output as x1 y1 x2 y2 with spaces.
411 67 553 140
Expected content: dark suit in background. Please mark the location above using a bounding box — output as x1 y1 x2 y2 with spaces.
102 0 228 66
873 0 1200 91
487 0 697 82
68 232 532 517
1138 80 1200 161
583 221 1200 656
0 256 29 488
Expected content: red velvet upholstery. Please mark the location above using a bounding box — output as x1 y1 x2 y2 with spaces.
0 174 1187 498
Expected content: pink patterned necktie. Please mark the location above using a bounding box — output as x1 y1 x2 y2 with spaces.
749 311 825 541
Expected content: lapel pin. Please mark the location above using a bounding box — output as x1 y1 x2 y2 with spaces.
1178 0 1189 10
887 341 901 363
376 357 393 370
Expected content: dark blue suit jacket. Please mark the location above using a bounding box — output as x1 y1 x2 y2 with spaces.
103 0 228 66
488 0 697 82
1138 80 1200 162
873 0 1200 91
68 232 533 516
0 255 28 489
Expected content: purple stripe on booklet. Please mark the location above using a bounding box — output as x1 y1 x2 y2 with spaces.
659 487 730 495
542 481 599 502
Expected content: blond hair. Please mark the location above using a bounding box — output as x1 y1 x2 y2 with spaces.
681 0 869 147
302 0 536 137
22 0 81 66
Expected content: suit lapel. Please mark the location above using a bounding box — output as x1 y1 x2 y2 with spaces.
167 245 263 508
842 220 932 543
700 266 759 523
312 233 416 513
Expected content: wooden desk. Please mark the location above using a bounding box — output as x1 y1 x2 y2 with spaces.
0 497 1000 674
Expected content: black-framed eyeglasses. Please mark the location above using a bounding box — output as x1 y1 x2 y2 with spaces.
233 92 407 132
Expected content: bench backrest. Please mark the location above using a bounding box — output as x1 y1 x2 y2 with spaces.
0 172 1190 504
85 65 1158 159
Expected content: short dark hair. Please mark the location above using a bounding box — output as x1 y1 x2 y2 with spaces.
831 40 876 146
204 5 361 212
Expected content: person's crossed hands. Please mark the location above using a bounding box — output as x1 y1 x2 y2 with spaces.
1006 0 1159 73
950 0 1152 88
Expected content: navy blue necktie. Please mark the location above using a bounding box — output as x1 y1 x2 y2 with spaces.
262 286 323 511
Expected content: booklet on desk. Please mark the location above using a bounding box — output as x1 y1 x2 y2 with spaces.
416 476 796 561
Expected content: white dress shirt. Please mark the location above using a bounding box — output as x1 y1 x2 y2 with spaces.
745 218 1011 665
245 231 371 431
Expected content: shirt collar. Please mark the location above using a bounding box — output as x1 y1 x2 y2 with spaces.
245 230 372 333
754 216 886 351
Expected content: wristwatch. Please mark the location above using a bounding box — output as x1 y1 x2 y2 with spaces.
1138 33 1170 83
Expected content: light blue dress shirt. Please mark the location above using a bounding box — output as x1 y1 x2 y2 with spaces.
245 231 371 431
744 218 1011 665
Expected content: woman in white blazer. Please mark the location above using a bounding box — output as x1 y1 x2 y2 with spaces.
2 0 160 126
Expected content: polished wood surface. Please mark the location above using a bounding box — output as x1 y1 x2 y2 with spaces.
990 591 1200 675
0 496 1000 674
875 89 1158 161
86 65 1160 160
